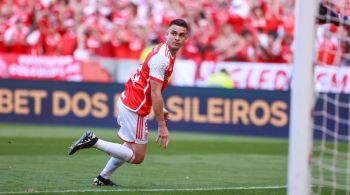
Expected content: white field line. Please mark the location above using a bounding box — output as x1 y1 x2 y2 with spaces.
0 185 286 194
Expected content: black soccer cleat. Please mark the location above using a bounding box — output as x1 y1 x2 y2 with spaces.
93 175 118 186
68 131 98 155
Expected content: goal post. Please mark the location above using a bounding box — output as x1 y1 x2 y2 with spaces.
287 0 318 195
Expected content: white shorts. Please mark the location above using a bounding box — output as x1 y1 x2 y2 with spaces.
117 99 149 144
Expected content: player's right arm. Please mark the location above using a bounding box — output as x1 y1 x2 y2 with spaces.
150 79 169 148
147 46 170 148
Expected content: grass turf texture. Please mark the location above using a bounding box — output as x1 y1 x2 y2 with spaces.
0 123 344 195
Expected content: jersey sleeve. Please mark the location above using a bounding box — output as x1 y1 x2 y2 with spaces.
148 55 168 83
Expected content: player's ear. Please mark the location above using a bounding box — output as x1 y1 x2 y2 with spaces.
183 33 189 42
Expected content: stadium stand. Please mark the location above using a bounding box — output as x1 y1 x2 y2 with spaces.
0 0 304 64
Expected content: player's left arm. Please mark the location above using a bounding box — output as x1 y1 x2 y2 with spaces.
150 79 169 148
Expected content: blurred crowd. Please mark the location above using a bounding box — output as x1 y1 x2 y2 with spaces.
0 0 349 65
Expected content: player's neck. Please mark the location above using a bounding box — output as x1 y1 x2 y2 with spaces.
165 43 178 58
169 48 178 58
167 44 179 58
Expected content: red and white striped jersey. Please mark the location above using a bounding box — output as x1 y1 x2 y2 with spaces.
121 43 176 116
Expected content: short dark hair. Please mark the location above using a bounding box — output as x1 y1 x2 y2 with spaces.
169 19 189 32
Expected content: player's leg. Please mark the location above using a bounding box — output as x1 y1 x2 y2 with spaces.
90 133 148 164
93 139 135 162
98 143 129 179
96 143 147 182
95 143 133 181
68 132 135 162
68 100 138 161
68 98 149 186
92 99 148 186
93 143 129 186
93 142 147 186
128 143 147 164
116 99 149 164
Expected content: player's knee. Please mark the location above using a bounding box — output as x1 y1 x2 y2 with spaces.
131 154 145 164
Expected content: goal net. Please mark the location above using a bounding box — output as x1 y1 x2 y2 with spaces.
312 93 350 194
312 1 350 193
289 0 350 195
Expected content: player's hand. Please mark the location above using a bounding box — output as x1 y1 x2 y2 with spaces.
156 124 169 148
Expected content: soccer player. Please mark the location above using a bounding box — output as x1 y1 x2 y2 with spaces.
68 19 189 186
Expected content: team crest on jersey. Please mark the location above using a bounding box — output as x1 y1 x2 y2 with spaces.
159 63 167 72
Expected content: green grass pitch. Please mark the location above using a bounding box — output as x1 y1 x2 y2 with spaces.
0 123 340 195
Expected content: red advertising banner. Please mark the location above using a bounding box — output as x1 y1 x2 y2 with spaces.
1 53 349 93
198 61 350 93
0 53 82 81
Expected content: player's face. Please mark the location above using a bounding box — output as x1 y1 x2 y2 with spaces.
166 25 188 50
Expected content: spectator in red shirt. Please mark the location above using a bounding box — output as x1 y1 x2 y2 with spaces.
280 34 293 63
60 24 78 55
0 15 7 52
125 20 147 59
240 29 259 62
110 22 132 59
212 24 245 61
2 0 348 67
43 26 62 55
317 25 338 65
249 6 267 32
84 27 101 56
26 24 44 55
3 20 29 54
